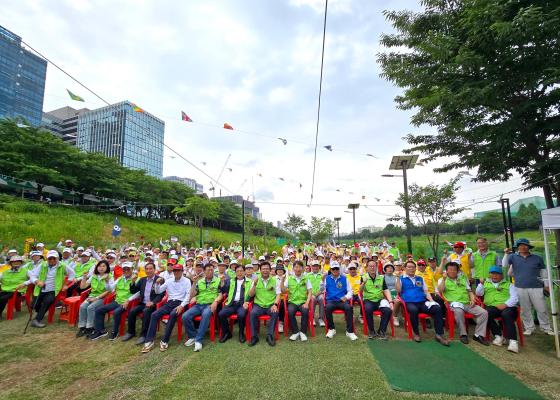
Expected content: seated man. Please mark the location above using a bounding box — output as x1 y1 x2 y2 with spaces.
323 262 358 341
281 260 312 341
476 266 520 353
248 261 281 347
437 261 489 345
0 256 33 318
182 264 224 352
218 263 251 343
141 264 190 353
360 259 393 340
396 261 448 346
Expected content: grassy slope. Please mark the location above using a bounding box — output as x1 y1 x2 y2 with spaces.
0 314 558 400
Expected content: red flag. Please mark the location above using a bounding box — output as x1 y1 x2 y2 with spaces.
181 111 192 122
223 123 233 130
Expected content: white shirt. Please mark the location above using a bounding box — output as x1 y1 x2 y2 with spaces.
155 276 191 307
234 278 245 302
475 281 519 308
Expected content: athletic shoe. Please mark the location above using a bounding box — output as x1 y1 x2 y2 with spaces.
473 335 490 346
108 331 119 341
544 329 556 336
184 338 195 347
121 333 134 342
368 334 376 340
289 332 300 341
141 341 154 353
135 336 146 345
377 332 388 341
346 332 358 341
90 330 108 341
76 327 87 338
523 329 533 336
393 319 400 327
278 322 284 333
413 334 421 343
326 329 336 339
31 320 46 328
507 340 519 353
492 335 504 346
300 332 308 342
319 319 325 327
160 341 168 352
460 335 469 344
194 342 202 352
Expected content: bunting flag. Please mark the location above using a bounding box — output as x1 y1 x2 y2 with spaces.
324 145 333 151
112 217 122 238
132 103 144 113
278 137 287 145
299 183 303 189
227 168 232 172
223 123 234 130
67 89 85 102
181 111 192 122
201 161 207 166
278 177 285 181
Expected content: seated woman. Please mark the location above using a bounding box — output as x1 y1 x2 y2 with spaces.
396 260 449 346
76 260 113 338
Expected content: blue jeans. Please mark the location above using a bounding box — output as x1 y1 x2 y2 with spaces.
250 304 278 339
182 303 213 344
94 301 125 333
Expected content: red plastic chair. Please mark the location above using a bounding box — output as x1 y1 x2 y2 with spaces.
59 288 91 325
155 294 185 343
323 295 355 333
106 298 140 335
440 293 478 339
247 302 280 340
217 297 251 340
283 297 315 337
47 278 73 323
398 296 432 340
359 293 395 337
192 304 216 343
5 285 33 320
479 297 524 347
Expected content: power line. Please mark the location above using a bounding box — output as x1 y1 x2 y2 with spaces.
309 0 329 204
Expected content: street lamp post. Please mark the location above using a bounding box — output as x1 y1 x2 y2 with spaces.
382 155 419 255
347 204 360 245
334 217 341 244
241 200 245 259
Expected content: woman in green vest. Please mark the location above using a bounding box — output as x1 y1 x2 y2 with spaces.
76 260 113 338
360 260 393 340
282 260 312 342
475 266 520 353
218 263 251 343
0 256 33 317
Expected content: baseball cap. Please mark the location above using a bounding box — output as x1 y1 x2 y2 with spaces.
46 250 59 259
489 266 503 274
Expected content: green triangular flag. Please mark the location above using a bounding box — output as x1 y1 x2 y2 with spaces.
66 89 84 102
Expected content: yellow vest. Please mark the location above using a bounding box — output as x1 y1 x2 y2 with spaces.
449 252 471 278
347 274 361 295
416 267 441 294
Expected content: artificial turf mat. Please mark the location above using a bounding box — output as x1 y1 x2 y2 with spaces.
368 340 542 399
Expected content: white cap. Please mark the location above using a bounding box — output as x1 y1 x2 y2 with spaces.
9 255 24 263
330 261 340 269
106 252 117 258
36 243 45 248
46 250 59 259
81 250 92 257
311 260 320 266
77 246 85 251
62 247 73 254
30 250 42 257
258 256 265 261
170 255 179 261
65 239 73 243
8 249 18 254
316 252 324 258
121 261 133 269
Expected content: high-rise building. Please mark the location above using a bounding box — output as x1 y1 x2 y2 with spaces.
0 25 47 126
163 176 203 193
213 195 261 219
76 101 164 178
42 106 89 145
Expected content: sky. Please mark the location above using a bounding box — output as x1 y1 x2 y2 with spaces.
3 0 542 234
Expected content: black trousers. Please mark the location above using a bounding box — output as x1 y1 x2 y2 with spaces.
406 301 444 335
218 301 247 336
0 291 15 316
287 303 309 334
66 282 85 298
325 301 354 333
34 291 55 322
127 303 156 336
487 306 518 340
364 300 392 334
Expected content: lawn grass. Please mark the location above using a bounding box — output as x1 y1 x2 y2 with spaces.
1 312 558 400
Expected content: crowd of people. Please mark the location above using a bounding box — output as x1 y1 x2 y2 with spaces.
0 236 555 355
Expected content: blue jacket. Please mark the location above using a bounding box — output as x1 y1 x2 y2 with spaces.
400 275 426 303
326 274 348 302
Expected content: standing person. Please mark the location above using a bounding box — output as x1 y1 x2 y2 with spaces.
29 250 75 328
306 260 325 327
504 238 554 336
248 261 281 347
122 262 164 344
0 256 33 318
182 264 224 352
445 242 474 283
76 260 113 338
89 262 135 340
437 262 489 345
141 264 190 353
360 260 393 340
218 264 251 343
476 266 520 353
396 261 449 346
281 260 312 342
323 262 358 341
473 237 501 284
67 251 96 297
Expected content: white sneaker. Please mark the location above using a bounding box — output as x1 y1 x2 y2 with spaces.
313 320 316 327
492 335 504 346
326 329 336 339
184 338 195 347
193 342 202 352
544 329 556 336
393 319 400 327
523 329 533 336
359 317 364 325
278 322 284 333
507 340 519 353
300 332 308 342
159 341 169 351
346 331 358 341
289 332 300 341
319 319 325 327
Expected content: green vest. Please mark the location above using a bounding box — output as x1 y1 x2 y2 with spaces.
473 251 497 279
306 272 322 295
75 259 96 278
389 247 400 259
34 263 66 296
254 276 278 308
90 275 108 298
363 274 385 302
1 267 29 293
483 280 511 307
226 269 236 279
197 277 220 305
226 277 251 305
115 276 133 304
287 275 308 305
444 275 470 304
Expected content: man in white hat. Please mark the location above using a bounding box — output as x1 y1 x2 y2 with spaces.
29 250 75 327
0 255 33 318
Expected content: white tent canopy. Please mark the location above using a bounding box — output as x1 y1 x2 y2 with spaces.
541 207 560 358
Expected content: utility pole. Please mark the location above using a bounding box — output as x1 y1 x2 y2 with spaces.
242 200 245 259
334 217 341 244
347 204 359 245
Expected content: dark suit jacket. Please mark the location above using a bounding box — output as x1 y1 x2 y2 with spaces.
130 276 164 304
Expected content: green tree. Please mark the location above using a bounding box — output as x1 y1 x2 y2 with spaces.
308 216 335 242
393 178 465 261
283 213 306 236
378 0 560 258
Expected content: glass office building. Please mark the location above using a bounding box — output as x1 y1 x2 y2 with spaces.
0 25 47 126
77 101 164 178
